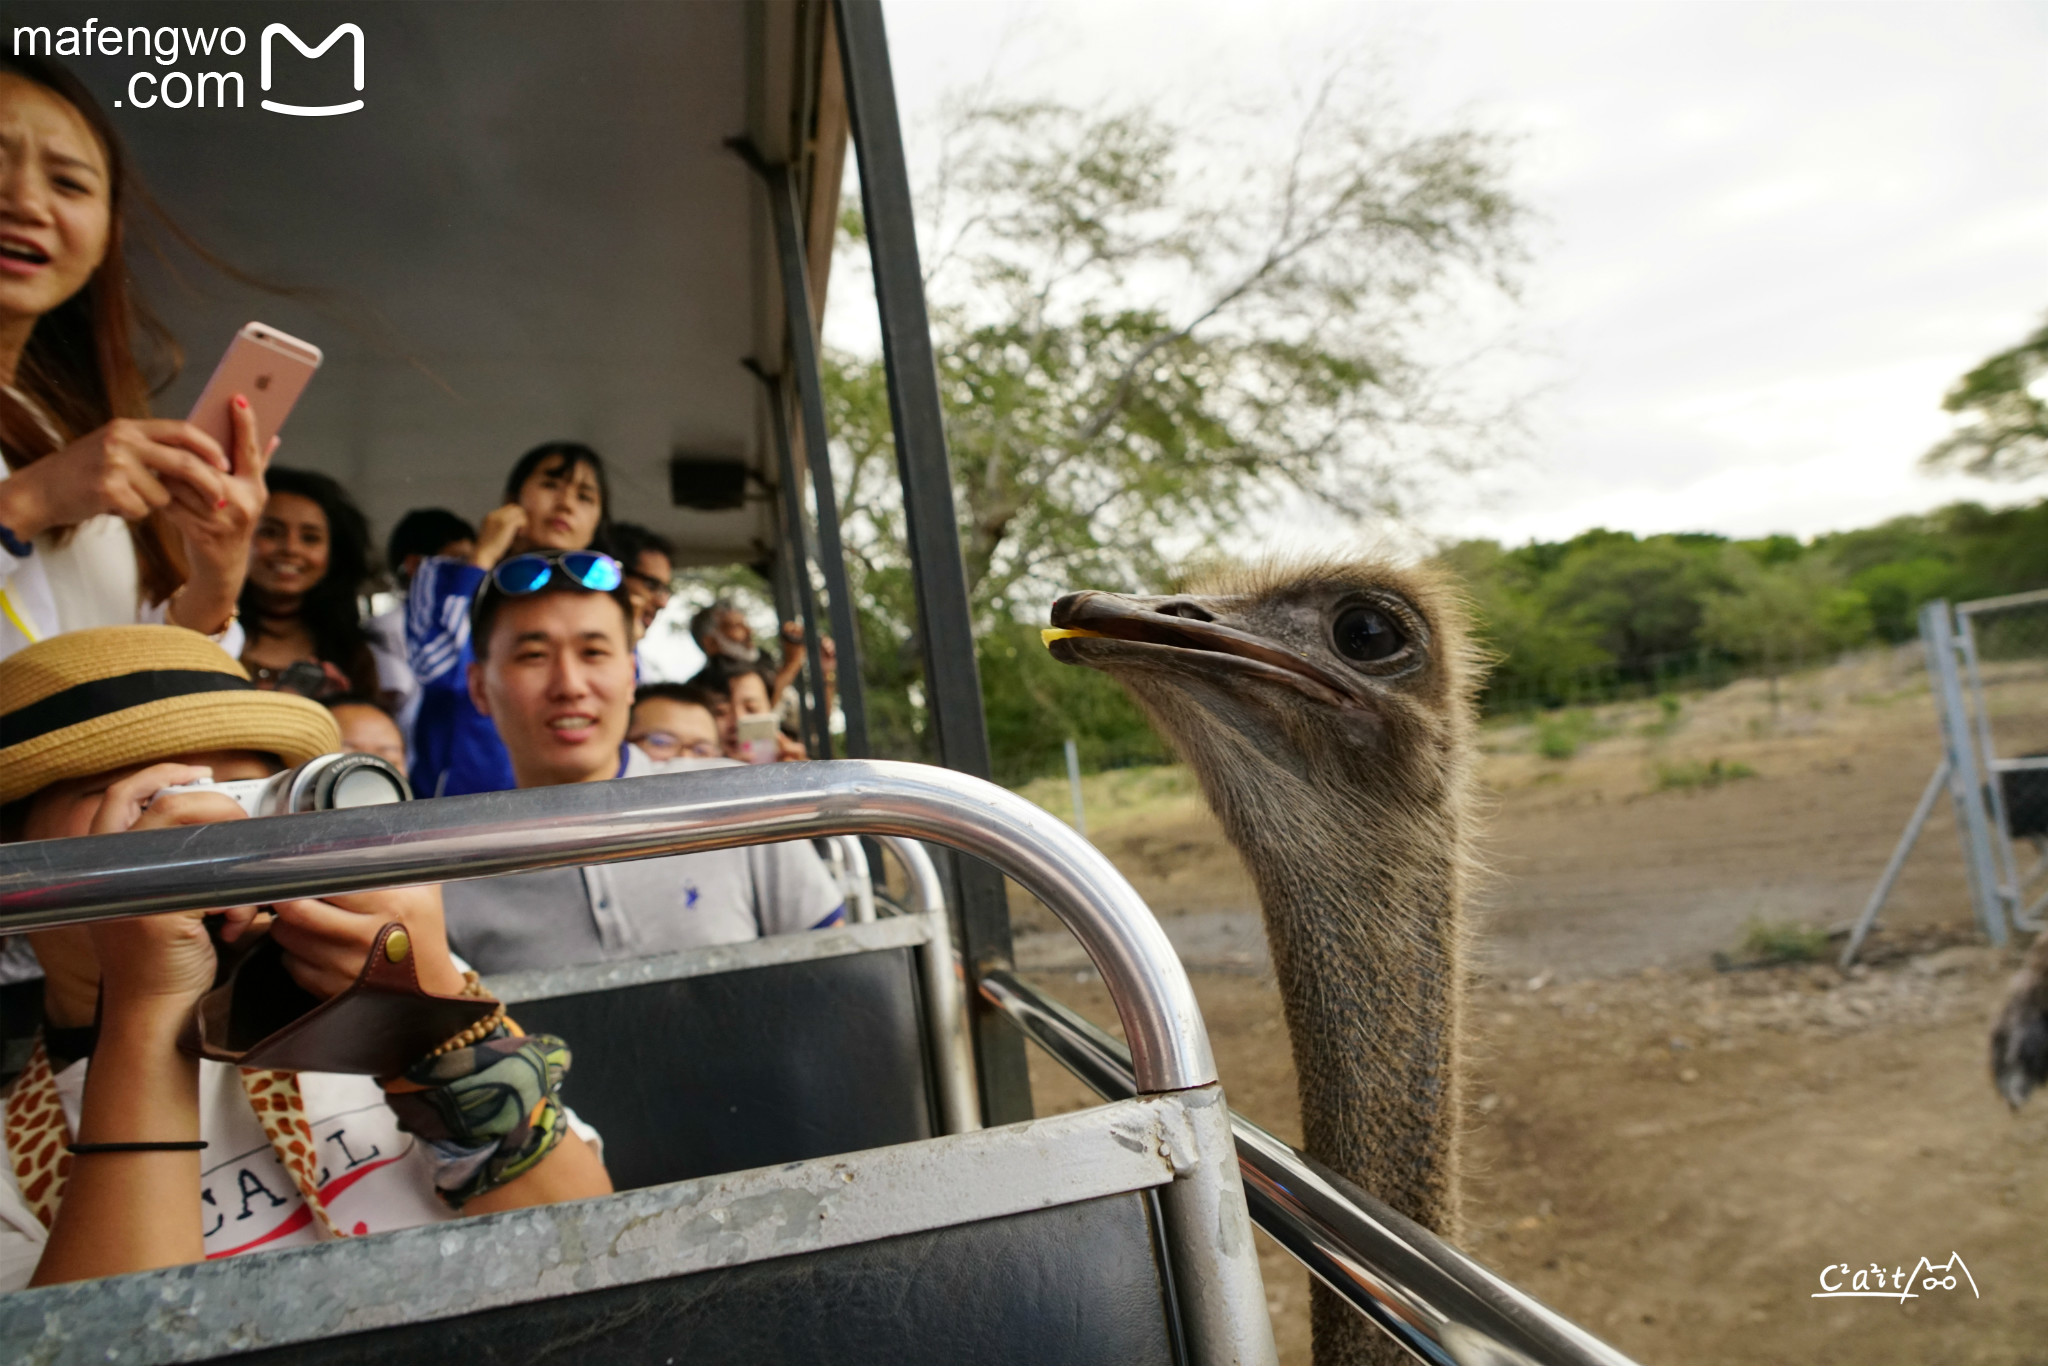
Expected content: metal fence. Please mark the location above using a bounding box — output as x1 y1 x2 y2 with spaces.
1481 646 1828 717
1848 591 2048 961
1955 589 2048 932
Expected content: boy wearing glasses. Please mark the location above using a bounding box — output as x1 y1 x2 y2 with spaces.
439 552 844 974
627 682 723 763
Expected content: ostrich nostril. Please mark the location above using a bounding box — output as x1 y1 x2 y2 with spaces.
1153 599 1216 623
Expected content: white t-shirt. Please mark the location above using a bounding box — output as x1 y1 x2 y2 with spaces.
0 1057 599 1292
440 750 846 976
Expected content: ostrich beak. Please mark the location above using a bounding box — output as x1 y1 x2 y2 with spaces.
1045 590 1358 704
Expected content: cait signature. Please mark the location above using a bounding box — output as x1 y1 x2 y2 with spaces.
1813 1252 1978 1303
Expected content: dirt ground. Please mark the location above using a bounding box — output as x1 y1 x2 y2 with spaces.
1009 645 2048 1365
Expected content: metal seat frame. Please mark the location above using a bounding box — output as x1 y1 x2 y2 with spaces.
0 761 1272 1366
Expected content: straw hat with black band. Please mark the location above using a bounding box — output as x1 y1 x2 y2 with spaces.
0 625 339 809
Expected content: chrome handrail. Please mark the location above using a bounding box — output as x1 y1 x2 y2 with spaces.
827 834 878 923
872 834 980 1134
0 760 1213 1095
979 970 1643 1366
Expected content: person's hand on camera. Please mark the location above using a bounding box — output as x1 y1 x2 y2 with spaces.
267 884 467 1001
774 732 807 762
471 503 528 570
164 395 275 636
85 764 262 1019
0 416 231 540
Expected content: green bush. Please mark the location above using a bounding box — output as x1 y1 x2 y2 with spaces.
1653 757 1757 791
1638 694 1683 737
1741 918 1828 964
1535 709 1607 760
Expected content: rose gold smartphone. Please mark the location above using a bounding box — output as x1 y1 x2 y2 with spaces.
185 322 323 458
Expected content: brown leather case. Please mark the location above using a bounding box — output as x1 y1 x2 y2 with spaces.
180 922 499 1077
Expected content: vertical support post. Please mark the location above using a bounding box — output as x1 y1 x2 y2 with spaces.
1921 600 2007 945
836 0 1031 1124
750 362 833 758
1954 606 2023 910
733 137 873 759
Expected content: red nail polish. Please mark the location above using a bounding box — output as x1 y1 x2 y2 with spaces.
216 498 228 509
233 395 249 410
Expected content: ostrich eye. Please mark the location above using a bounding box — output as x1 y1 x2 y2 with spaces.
1332 606 1406 664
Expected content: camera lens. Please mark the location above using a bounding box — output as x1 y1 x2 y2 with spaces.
330 765 407 808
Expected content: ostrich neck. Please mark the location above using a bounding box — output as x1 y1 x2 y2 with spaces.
1230 789 1464 1235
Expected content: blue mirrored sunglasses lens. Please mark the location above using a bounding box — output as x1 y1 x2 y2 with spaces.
563 552 624 592
493 556 553 594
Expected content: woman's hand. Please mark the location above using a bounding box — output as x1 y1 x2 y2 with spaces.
0 417 230 541
165 396 273 635
470 503 527 570
267 883 468 1001
86 764 258 1019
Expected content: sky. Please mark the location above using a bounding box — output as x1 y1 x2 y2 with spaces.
841 0 2048 549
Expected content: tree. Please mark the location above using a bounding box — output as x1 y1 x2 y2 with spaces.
1539 532 1731 677
1698 550 1870 715
825 81 1526 774
1435 539 1610 707
1923 315 2048 480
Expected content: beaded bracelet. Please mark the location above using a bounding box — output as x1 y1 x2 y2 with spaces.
422 1002 508 1061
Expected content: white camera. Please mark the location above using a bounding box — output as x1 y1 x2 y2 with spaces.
156 752 411 817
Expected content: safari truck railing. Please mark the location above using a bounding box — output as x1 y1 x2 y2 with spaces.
981 971 1644 1366
0 761 1270 1366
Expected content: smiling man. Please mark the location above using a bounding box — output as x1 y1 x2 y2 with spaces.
440 551 844 975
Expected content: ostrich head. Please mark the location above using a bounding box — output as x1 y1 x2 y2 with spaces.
1044 558 1482 858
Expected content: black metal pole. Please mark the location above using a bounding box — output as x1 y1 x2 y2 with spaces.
746 360 833 759
732 138 873 761
835 0 1031 1125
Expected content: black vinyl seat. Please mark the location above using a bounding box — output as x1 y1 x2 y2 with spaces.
508 944 937 1191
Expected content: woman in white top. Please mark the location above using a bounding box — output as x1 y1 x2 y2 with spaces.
0 56 268 661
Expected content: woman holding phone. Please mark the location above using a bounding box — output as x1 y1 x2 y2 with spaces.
0 57 269 662
406 441 613 797
238 467 383 701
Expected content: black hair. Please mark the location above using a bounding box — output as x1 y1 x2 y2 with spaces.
634 680 721 712
502 441 612 550
240 466 378 695
386 508 476 581
686 655 775 699
322 693 394 716
610 521 676 569
469 564 635 661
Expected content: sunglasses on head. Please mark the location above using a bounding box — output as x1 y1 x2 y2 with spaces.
486 551 624 597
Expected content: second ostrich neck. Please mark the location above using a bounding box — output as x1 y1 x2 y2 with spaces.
1227 780 1463 1232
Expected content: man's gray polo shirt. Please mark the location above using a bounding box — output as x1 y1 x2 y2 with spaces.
442 751 845 975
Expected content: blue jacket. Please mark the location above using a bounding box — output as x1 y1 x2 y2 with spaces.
404 557 514 798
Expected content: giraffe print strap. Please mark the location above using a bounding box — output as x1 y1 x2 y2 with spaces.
3 1040 71 1230
1 1035 341 1240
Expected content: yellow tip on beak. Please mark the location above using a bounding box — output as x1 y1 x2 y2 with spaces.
1041 627 1106 648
